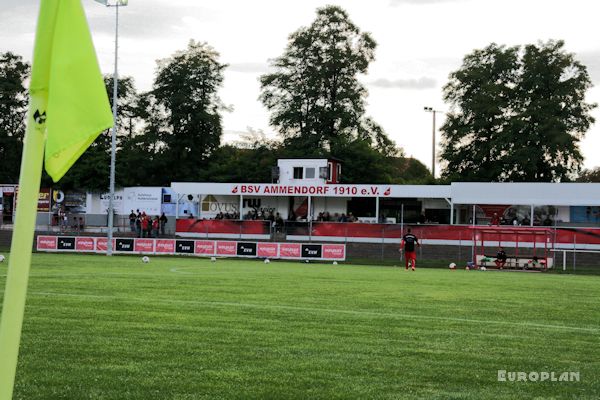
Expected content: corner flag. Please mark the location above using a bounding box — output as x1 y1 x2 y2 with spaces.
0 0 113 398
35 0 114 181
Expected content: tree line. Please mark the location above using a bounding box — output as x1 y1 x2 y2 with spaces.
0 6 597 189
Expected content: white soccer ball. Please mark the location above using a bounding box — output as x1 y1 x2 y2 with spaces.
465 266 470 270
264 258 270 264
333 261 338 265
480 266 487 271
449 262 456 269
304 259 309 263
0 255 5 263
141 256 150 264
210 256 216 262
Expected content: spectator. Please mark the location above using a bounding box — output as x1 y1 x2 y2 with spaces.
72 216 79 232
275 213 284 232
129 210 136 232
159 213 168 236
79 217 85 232
490 212 500 226
135 215 142 238
522 215 531 226
141 214 149 238
543 216 553 226
495 247 507 269
152 216 160 238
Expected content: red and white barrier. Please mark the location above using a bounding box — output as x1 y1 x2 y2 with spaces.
35 235 346 261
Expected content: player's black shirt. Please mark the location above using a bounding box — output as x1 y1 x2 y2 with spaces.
496 250 507 261
402 233 418 252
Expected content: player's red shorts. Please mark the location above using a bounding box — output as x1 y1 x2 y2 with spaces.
405 251 416 268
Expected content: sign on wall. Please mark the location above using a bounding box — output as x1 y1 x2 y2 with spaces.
36 236 346 261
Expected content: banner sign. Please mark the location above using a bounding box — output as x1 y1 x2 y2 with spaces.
35 235 346 261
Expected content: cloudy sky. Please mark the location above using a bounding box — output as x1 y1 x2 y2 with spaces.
2 0 600 175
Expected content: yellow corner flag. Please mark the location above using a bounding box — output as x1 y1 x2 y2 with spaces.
36 0 114 181
0 0 113 398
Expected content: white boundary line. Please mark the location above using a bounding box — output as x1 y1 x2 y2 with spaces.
23 290 599 334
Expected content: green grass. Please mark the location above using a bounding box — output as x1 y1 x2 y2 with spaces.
0 253 599 399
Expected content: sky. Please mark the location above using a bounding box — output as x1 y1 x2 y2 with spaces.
2 0 600 176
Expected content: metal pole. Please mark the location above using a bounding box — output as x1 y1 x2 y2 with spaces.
471 204 475 262
375 196 379 222
106 3 120 256
432 111 436 178
400 204 404 263
530 204 534 227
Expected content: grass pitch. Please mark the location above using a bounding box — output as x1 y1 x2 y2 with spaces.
0 253 599 399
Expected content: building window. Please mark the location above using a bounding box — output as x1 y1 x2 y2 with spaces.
293 167 303 179
327 162 333 181
305 167 315 179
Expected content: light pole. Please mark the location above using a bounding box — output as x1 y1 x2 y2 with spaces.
424 107 442 178
96 0 128 255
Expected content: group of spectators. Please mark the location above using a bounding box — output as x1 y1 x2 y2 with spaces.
316 211 357 222
55 207 85 232
129 210 168 238
489 212 553 226
215 211 240 220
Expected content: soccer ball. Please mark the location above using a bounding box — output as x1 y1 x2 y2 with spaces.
304 259 309 263
465 266 470 270
480 266 487 271
333 261 338 265
264 258 270 264
0 255 5 263
210 257 216 262
141 256 150 264
449 262 456 269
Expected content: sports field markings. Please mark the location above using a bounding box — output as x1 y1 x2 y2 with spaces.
22 290 600 334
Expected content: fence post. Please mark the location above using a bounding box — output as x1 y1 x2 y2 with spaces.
573 234 576 272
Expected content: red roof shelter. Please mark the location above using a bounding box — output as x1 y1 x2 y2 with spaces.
471 226 555 270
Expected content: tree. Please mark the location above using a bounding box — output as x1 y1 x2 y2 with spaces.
577 167 600 183
440 40 596 182
259 5 387 156
0 52 29 183
152 40 227 182
44 75 142 190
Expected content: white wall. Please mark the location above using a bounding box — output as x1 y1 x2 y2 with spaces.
277 159 328 185
312 197 349 218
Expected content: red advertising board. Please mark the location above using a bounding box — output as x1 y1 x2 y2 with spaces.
95 238 116 252
216 241 236 255
257 242 278 258
37 235 57 250
155 239 175 254
134 239 155 253
195 240 215 255
279 243 301 258
322 244 345 259
75 237 95 252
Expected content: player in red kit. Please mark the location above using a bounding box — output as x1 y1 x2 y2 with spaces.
400 228 420 270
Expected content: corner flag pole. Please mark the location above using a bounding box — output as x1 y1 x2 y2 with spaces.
0 0 114 397
0 98 47 400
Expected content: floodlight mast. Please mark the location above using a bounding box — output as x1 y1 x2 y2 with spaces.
95 0 128 255
424 106 442 179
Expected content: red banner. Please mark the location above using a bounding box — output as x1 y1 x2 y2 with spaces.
37 236 57 250
134 239 154 253
280 243 301 258
95 238 116 252
257 243 278 258
155 239 175 253
195 240 215 255
75 237 94 251
322 244 345 259
216 241 236 255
